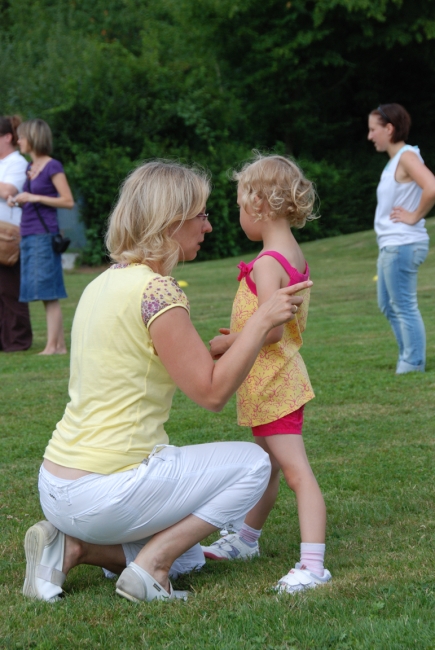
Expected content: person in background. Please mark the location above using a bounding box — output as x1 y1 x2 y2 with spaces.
368 104 435 374
8 118 74 355
0 115 32 352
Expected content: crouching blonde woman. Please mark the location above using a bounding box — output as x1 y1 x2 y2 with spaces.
23 161 312 603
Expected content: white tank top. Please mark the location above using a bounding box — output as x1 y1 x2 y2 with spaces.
374 145 429 248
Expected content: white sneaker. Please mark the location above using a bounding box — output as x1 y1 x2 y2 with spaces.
201 534 259 560
23 521 66 602
275 563 332 594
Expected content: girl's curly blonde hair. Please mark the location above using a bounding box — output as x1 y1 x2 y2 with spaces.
234 153 317 228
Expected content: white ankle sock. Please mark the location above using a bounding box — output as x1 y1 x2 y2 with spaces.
238 523 262 546
300 542 325 576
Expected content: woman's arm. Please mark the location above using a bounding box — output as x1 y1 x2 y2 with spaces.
0 182 18 201
391 152 435 225
10 173 74 209
149 280 312 412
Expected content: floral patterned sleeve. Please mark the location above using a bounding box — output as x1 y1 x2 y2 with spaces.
141 276 190 329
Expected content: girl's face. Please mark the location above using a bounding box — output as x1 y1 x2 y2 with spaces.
237 186 263 241
17 135 31 155
367 115 394 152
170 210 212 261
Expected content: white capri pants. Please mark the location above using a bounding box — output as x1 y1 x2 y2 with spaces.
39 441 271 577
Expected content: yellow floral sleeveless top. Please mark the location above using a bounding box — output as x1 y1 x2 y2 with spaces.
231 251 314 427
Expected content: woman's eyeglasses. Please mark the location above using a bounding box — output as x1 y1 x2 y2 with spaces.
196 212 210 223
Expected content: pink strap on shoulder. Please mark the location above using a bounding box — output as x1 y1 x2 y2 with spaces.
237 251 309 295
255 251 310 286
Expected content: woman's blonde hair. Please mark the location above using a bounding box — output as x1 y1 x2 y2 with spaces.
234 153 317 228
106 161 211 276
17 119 53 156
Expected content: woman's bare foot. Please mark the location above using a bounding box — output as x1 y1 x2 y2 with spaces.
38 346 67 355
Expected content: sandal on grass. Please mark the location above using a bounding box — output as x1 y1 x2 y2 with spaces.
116 564 188 603
275 563 332 594
23 520 66 602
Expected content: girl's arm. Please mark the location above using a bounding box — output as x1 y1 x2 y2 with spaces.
209 255 291 358
11 173 74 209
391 152 435 225
252 254 291 344
149 280 312 412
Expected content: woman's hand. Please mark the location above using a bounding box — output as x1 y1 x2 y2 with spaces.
8 192 37 206
255 281 310 330
390 206 418 225
392 151 435 224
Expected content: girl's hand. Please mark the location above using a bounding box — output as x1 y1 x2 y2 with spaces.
209 329 235 360
257 280 312 330
390 206 418 225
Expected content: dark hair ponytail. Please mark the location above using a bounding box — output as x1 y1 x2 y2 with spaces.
0 115 22 146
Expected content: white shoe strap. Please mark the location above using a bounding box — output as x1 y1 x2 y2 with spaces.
37 564 67 587
279 569 313 587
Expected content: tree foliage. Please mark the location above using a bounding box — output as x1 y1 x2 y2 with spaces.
1 0 434 262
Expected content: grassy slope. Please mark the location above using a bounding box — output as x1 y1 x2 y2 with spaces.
1 220 434 650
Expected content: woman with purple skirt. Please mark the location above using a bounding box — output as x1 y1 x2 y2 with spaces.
9 119 74 354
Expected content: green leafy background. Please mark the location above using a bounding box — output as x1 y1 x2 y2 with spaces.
1 0 435 263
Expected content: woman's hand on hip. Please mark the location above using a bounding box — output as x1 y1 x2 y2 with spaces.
390 206 419 225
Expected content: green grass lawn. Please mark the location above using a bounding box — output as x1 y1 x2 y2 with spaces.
1 220 435 650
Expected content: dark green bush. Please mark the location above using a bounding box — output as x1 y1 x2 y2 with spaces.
1 0 434 264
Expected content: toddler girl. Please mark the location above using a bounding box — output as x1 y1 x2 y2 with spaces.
201 154 331 593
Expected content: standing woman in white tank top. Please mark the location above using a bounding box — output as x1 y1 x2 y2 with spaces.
368 104 435 374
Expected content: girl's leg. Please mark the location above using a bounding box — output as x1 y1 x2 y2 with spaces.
265 434 325 543
244 438 281 530
263 435 332 593
201 434 324 560
39 300 66 355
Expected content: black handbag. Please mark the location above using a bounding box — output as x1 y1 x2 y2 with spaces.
52 232 71 254
29 175 71 254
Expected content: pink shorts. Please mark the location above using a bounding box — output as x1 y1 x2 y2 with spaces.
251 405 304 437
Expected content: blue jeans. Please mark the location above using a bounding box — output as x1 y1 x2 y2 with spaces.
377 242 429 373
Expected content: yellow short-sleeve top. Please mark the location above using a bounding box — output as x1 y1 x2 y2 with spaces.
44 264 189 474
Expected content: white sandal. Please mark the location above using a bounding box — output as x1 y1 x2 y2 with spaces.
23 521 66 602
